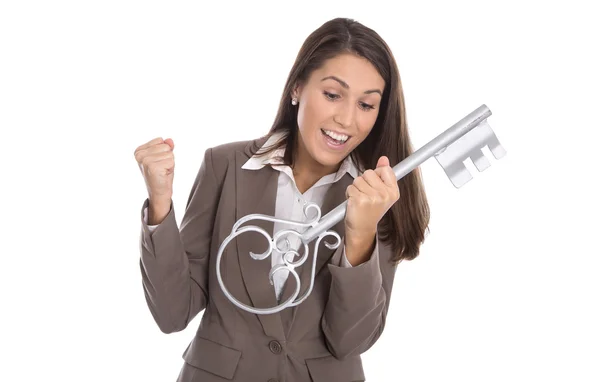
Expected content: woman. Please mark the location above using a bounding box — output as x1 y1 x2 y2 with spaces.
134 17 430 382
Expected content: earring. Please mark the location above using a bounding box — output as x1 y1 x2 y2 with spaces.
291 97 298 105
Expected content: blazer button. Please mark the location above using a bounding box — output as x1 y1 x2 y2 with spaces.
268 340 282 354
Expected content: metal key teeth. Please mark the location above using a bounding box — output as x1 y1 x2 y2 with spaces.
487 134 507 160
470 148 491 172
445 161 473 189
435 119 506 188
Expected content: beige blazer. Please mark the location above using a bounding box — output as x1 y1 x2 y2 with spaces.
139 136 399 382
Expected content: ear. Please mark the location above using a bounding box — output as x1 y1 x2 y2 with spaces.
292 82 304 99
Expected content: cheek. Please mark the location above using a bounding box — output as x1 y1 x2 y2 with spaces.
298 99 325 133
356 114 378 138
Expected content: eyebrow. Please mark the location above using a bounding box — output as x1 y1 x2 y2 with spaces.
321 75 382 96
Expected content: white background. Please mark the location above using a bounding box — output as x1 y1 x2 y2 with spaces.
1 1 599 381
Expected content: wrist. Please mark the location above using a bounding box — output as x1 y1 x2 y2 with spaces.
344 230 376 265
345 224 377 244
148 198 171 225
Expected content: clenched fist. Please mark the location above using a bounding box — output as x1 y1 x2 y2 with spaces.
343 155 400 264
134 137 175 205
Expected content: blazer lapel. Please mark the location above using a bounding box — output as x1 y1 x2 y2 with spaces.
234 148 286 339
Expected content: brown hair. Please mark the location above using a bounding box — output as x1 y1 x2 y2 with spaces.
254 17 430 264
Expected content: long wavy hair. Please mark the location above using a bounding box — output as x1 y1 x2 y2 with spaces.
253 17 430 264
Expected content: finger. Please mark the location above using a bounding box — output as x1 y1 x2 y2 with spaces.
144 150 174 164
376 155 390 168
361 169 386 191
146 143 174 155
352 174 378 197
374 166 397 188
137 137 164 151
135 143 172 163
345 184 360 199
359 171 387 201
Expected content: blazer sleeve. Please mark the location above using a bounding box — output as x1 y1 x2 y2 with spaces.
138 147 221 334
321 233 398 360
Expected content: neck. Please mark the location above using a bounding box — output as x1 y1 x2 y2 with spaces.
292 136 340 194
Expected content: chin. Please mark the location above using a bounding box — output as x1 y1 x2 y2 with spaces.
300 128 350 168
312 148 346 168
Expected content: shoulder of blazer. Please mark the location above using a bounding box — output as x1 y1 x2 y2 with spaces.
206 135 270 178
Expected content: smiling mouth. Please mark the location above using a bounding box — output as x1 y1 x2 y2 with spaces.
321 128 350 145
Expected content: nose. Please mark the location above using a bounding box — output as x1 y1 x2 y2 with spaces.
333 100 356 129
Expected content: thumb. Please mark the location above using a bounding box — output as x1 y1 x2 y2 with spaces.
376 156 389 168
164 138 175 150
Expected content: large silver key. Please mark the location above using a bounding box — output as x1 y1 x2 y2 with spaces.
216 104 507 315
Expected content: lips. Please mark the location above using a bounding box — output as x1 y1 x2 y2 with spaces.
321 128 350 143
321 128 349 149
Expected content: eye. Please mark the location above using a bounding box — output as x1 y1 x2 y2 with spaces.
323 91 340 100
359 102 375 111
324 91 375 111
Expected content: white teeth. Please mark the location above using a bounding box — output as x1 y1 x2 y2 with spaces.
323 129 349 142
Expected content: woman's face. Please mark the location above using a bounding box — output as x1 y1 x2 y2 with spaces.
293 52 385 172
